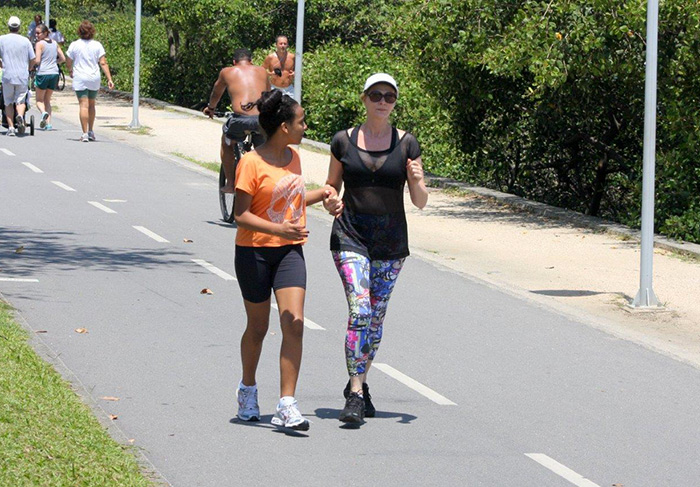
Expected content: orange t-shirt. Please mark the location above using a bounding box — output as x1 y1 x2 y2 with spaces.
234 147 307 247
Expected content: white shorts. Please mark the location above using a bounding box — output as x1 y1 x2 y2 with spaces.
272 84 295 97
2 83 28 106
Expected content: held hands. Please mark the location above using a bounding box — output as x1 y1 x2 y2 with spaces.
277 218 309 241
322 189 344 218
407 158 424 183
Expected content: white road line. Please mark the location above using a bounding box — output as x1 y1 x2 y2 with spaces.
87 201 117 214
133 226 170 243
22 162 43 173
525 454 600 487
0 278 39 282
0 148 15 156
103 199 127 203
192 259 236 281
51 181 76 192
269 303 326 330
372 363 457 405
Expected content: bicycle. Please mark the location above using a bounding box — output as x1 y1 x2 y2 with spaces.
56 64 66 91
213 110 256 223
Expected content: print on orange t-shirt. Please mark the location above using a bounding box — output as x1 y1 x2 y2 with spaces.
234 148 307 247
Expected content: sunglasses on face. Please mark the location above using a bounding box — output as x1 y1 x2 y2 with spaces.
367 91 397 104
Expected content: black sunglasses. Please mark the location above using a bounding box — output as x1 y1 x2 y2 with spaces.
367 91 397 104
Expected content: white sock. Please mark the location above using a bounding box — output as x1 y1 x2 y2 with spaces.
279 395 295 407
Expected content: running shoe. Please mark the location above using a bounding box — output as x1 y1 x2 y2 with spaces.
80 133 89 142
236 386 260 422
15 116 25 135
40 112 49 128
6 127 16 137
87 130 96 141
339 392 365 423
271 398 310 431
44 124 52 131
343 380 376 417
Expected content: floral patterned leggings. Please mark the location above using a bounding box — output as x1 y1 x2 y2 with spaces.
332 251 405 376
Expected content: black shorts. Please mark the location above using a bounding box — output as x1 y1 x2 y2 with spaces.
223 113 265 148
235 245 306 303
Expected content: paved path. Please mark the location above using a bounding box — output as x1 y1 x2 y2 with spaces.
1 93 700 486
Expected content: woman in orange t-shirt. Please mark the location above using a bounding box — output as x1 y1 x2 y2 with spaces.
232 90 340 431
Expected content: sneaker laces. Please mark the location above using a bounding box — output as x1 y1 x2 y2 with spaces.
346 392 364 410
279 401 305 424
238 387 257 411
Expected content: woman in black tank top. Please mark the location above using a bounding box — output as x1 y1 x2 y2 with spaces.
323 73 429 424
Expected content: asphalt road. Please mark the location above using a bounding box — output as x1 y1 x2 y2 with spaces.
2 118 700 487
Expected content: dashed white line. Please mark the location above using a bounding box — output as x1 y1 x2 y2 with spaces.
372 363 457 405
22 162 43 173
192 259 236 281
0 148 15 156
0 278 39 282
51 181 76 192
525 454 600 487
133 226 170 243
103 199 127 203
87 201 117 214
269 302 326 330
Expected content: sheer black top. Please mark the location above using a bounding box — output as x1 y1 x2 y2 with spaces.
329 126 421 260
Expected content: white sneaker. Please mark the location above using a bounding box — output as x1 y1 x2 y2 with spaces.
6 128 16 137
80 133 89 142
236 385 260 421
87 130 96 141
271 397 309 431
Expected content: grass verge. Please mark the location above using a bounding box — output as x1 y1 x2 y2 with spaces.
171 152 220 173
0 301 153 487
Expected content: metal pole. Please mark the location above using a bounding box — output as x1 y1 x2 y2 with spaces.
293 0 304 103
632 0 660 308
45 0 50 25
129 0 142 128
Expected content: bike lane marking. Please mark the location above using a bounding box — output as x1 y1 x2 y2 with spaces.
87 201 117 214
191 259 236 281
22 162 43 173
525 454 600 487
0 278 39 282
0 148 15 156
372 363 457 405
51 181 77 192
133 226 170 243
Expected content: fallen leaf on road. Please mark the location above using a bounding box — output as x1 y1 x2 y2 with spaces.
74 328 88 334
15 246 24 253
200 288 213 295
35 330 48 334
183 238 193 243
612 484 624 487
545 266 555 269
128 439 135 444
109 415 118 420
101 396 120 402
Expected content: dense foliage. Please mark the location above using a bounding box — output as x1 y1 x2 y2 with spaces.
2 1 699 242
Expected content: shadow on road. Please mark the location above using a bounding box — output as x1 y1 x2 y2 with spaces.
313 407 417 425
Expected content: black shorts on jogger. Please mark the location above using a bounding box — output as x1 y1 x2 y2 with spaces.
234 245 306 303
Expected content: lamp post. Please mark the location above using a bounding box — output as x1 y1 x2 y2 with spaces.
45 0 49 25
293 0 305 103
632 0 660 308
128 0 142 129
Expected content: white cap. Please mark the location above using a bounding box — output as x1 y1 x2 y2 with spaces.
363 73 398 96
8 16 21 28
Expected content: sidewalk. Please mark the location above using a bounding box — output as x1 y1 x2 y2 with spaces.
46 87 700 369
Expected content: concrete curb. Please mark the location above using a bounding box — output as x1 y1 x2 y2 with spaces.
100 88 700 259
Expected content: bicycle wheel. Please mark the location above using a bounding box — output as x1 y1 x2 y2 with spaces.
219 143 243 223
57 70 65 91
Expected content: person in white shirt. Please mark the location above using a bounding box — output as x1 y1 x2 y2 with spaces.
65 20 114 142
0 16 36 136
48 19 66 47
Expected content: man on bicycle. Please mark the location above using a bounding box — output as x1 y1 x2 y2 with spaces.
203 48 269 193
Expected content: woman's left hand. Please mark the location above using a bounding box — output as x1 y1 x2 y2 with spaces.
407 158 424 183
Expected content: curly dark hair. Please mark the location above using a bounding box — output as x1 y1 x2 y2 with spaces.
255 90 299 137
77 20 95 40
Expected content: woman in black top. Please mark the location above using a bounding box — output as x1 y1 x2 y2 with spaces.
324 73 428 423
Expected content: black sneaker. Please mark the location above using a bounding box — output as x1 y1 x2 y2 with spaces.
362 382 376 418
343 380 376 417
15 116 25 135
339 392 365 423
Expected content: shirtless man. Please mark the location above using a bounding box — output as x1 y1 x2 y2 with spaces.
262 35 295 97
203 48 270 193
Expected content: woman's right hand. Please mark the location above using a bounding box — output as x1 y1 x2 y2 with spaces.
322 190 344 217
276 219 309 240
